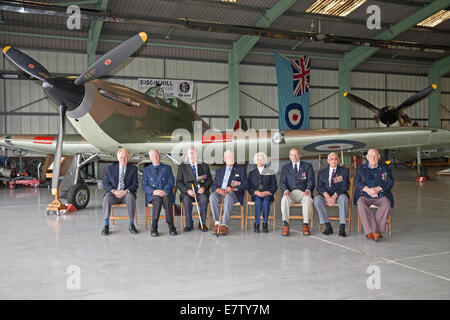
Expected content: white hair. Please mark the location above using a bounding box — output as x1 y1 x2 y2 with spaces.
327 152 339 160
223 150 234 158
253 152 268 165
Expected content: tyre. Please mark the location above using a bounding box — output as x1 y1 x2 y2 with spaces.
67 183 90 209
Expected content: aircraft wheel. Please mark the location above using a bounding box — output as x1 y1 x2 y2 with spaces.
67 183 90 210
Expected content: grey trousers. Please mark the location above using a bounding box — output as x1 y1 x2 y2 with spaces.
314 194 349 225
182 193 209 228
103 192 136 220
209 191 239 226
357 196 391 235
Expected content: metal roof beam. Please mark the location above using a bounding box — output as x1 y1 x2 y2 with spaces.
338 0 450 129
429 55 450 127
86 0 108 65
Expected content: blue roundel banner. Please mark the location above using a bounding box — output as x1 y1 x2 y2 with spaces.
284 103 304 130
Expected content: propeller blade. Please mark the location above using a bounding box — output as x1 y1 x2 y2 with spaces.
343 92 380 114
396 85 437 111
51 104 67 196
74 32 148 86
3 46 52 82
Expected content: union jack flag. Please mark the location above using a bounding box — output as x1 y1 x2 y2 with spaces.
291 56 310 96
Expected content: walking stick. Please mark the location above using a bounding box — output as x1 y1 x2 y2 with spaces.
191 184 204 230
216 194 225 237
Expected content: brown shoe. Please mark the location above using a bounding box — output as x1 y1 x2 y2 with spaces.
366 233 374 240
212 224 219 234
373 232 383 241
219 225 228 235
302 224 311 236
281 225 290 236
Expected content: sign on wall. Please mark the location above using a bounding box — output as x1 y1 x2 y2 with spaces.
138 78 194 99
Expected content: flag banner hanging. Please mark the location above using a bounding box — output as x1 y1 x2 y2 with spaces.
275 53 310 130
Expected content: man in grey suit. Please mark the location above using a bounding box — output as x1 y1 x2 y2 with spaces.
280 148 315 236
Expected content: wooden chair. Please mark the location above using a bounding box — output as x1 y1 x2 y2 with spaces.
289 199 314 231
110 204 137 225
145 202 175 231
219 197 245 231
357 204 392 238
180 201 210 231
318 177 354 233
245 191 276 231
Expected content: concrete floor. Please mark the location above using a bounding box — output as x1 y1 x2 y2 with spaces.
0 167 449 300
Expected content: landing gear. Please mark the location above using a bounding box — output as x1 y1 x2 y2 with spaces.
67 183 90 210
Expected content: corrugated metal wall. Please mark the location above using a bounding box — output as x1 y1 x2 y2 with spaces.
442 77 450 131
1 49 449 139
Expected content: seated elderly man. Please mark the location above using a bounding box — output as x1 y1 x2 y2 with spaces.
354 148 394 241
314 152 349 237
209 150 248 236
101 148 139 236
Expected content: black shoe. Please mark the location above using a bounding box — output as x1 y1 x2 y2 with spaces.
151 229 159 237
129 224 138 234
322 223 333 235
183 225 194 232
262 222 269 233
254 223 260 233
339 224 346 237
198 222 208 231
101 225 110 236
169 225 178 236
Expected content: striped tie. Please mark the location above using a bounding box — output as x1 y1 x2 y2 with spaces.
118 166 125 190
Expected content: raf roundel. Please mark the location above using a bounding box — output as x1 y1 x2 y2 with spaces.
105 59 112 66
284 103 304 129
303 139 367 152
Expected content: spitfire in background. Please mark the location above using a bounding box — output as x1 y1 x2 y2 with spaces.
2 32 148 208
344 85 437 127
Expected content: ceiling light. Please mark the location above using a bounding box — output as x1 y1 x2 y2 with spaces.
305 0 367 17
417 10 450 27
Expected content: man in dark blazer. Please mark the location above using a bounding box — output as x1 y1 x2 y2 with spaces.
102 148 139 236
142 149 178 237
354 148 394 241
280 148 315 236
314 152 350 237
209 150 249 236
176 147 213 232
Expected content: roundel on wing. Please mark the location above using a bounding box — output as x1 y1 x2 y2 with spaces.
284 103 304 129
303 139 366 152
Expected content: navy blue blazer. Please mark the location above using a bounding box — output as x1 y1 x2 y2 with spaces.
142 163 175 205
280 161 315 194
103 162 139 197
354 163 394 207
211 164 249 206
248 167 278 202
316 166 349 197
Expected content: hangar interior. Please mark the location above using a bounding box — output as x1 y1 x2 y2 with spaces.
0 0 449 300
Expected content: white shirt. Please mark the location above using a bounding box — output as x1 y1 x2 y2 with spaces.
329 166 337 186
292 161 300 172
257 166 264 174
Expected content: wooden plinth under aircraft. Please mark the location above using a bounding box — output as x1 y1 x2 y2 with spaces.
1 33 449 212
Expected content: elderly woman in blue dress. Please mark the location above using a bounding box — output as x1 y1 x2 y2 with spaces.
248 152 278 233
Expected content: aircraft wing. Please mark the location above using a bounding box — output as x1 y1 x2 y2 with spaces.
1 127 449 163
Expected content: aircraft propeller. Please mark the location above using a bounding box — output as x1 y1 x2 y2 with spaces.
2 32 148 203
344 85 437 127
